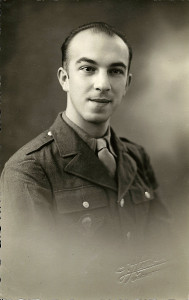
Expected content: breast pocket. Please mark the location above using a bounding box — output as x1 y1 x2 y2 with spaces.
54 186 110 237
129 174 155 213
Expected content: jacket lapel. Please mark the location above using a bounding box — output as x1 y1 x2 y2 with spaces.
50 114 117 191
50 113 137 195
111 130 137 200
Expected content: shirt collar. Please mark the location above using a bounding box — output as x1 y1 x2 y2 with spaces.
62 111 117 157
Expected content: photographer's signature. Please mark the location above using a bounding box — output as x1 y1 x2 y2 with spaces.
116 258 168 284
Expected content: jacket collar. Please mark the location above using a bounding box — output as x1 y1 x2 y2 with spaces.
50 113 137 197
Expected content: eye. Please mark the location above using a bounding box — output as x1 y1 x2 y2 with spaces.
109 68 125 75
80 66 96 73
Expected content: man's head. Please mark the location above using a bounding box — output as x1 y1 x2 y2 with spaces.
57 22 132 135
61 22 132 72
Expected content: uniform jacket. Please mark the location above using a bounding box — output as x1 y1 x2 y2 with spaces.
1 112 167 239
1 112 175 299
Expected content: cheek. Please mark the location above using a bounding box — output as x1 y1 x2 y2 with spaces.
70 78 90 93
113 82 126 97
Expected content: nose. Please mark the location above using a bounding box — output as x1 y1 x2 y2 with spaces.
93 71 111 92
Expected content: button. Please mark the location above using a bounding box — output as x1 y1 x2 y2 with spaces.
120 198 124 207
47 131 52 136
145 191 151 199
83 201 89 208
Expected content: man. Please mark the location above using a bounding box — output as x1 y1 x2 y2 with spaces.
1 22 186 299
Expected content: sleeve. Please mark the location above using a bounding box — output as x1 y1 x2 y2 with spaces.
138 147 171 232
0 158 57 298
143 148 189 295
1 158 55 235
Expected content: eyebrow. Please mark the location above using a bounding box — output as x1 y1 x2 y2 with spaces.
76 57 127 70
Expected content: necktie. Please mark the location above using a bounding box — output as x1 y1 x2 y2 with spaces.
96 138 116 178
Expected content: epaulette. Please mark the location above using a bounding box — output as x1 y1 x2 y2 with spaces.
25 130 54 155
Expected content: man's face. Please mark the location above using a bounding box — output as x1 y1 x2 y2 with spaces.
58 29 131 128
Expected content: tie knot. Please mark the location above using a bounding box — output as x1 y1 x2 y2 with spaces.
96 138 107 152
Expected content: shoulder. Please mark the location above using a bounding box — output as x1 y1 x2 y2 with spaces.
1 129 55 188
119 137 152 169
3 129 54 169
120 137 159 189
120 136 147 160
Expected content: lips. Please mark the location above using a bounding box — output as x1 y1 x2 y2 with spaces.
89 98 111 103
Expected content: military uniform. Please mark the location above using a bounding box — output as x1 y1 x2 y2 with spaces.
1 112 184 300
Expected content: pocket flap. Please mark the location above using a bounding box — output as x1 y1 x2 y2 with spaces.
130 175 155 204
54 186 108 213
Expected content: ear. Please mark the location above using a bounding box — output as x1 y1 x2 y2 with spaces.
124 73 132 96
127 73 132 86
57 67 69 92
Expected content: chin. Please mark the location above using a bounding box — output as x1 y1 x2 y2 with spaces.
84 113 110 124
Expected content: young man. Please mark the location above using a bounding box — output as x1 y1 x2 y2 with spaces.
1 22 184 299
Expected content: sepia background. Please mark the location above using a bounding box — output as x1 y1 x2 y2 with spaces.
1 0 189 252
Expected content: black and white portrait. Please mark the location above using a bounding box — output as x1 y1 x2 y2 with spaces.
1 1 189 299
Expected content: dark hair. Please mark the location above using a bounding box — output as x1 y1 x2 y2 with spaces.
61 22 133 71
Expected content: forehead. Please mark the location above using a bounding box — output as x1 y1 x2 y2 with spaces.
67 29 129 66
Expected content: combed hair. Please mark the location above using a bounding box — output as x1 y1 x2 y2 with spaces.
61 22 133 71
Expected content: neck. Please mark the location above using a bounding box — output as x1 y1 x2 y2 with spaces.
65 109 109 138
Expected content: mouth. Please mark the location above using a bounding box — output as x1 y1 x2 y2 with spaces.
89 98 111 103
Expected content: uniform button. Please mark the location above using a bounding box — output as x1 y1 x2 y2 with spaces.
145 191 151 199
83 201 89 208
47 131 52 136
120 198 125 207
